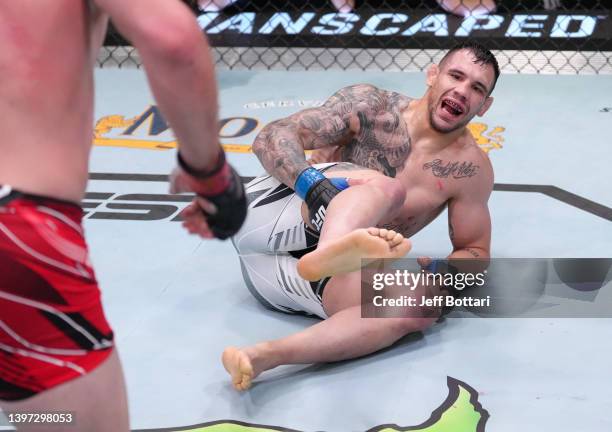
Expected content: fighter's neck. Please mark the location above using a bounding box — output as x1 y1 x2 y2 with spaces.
404 98 466 154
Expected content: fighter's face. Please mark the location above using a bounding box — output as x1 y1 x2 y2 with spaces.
426 50 495 134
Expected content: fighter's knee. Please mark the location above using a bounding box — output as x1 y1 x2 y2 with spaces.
368 177 406 213
387 179 407 211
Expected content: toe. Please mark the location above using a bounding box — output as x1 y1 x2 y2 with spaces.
390 233 404 247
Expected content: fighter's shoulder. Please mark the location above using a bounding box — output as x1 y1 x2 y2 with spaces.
386 90 413 110
327 84 381 107
328 84 411 113
469 141 492 167
460 136 494 192
333 83 381 97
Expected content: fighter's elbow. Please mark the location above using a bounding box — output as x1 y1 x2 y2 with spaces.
133 14 206 65
252 123 278 156
251 136 267 158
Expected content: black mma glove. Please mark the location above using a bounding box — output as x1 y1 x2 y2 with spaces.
174 150 247 239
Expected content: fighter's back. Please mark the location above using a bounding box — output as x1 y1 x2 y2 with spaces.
0 0 107 202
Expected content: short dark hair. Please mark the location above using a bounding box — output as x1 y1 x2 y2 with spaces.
439 42 500 94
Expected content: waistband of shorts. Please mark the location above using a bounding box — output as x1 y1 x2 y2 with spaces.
0 185 83 220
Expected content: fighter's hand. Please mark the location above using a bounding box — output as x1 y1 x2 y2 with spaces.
170 151 247 240
169 166 196 194
418 256 451 298
417 256 434 270
174 197 214 238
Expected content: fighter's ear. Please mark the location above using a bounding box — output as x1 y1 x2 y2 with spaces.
426 64 439 87
478 96 494 117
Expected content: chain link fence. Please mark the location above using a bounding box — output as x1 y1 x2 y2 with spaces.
99 0 612 73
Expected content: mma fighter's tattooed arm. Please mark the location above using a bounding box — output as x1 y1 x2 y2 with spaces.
252 84 376 187
445 153 494 270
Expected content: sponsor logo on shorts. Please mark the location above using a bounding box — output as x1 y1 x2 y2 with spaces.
311 206 326 231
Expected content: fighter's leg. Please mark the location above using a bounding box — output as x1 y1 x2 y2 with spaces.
297 170 412 281
1 349 129 432
223 166 432 391
223 270 438 391
0 194 129 430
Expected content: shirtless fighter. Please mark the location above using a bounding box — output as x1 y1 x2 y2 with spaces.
0 1 245 430
219 42 498 390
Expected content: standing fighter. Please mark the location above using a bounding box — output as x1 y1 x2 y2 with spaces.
0 1 245 430
220 42 498 390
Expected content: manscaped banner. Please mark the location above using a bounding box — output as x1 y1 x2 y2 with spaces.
197 10 612 51
103 9 612 51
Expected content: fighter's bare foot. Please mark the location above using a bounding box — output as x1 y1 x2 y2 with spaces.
297 227 412 281
222 347 255 391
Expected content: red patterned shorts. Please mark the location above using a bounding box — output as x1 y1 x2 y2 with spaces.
0 186 113 401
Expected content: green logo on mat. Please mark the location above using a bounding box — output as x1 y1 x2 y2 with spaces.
137 377 488 432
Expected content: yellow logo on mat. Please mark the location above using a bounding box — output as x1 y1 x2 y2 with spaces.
93 114 170 149
93 107 256 153
467 123 505 154
136 377 488 432
94 108 504 154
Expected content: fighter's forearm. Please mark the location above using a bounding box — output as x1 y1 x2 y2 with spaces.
139 37 220 171
252 86 358 186
100 0 220 171
252 122 310 187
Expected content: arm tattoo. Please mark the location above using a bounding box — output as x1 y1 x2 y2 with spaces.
338 88 411 178
325 162 368 172
253 84 412 183
380 218 417 235
252 120 311 187
423 159 480 179
465 248 481 258
252 86 360 186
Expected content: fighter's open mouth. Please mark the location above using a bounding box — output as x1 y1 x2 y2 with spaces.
442 99 464 116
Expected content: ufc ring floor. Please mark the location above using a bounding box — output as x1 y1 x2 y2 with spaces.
2 69 611 431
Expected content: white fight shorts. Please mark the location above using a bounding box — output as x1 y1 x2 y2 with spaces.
231 163 340 319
